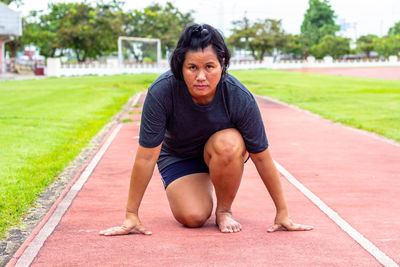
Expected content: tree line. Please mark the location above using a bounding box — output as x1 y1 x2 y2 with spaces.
229 0 400 60
2 0 400 62
3 0 193 62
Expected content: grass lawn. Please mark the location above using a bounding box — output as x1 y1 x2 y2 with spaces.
231 69 400 142
0 74 157 238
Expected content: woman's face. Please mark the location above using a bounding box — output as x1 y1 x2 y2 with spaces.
182 45 223 105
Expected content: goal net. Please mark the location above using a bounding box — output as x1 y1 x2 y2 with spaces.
118 37 161 65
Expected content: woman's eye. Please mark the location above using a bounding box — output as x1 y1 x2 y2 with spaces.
206 65 214 69
190 65 196 70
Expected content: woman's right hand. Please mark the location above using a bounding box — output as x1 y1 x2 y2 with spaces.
99 212 152 236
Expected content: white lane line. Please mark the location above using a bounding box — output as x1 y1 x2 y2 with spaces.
14 93 142 267
274 160 399 267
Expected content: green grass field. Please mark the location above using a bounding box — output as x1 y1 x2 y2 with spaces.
0 74 157 238
0 69 399 239
231 70 400 142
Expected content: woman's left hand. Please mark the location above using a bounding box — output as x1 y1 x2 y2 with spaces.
267 213 314 232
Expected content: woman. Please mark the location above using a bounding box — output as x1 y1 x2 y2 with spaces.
100 24 313 235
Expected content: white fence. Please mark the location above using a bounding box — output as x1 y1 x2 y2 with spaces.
46 56 400 77
230 55 400 70
46 58 169 77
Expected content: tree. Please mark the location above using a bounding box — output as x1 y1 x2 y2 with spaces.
93 0 125 56
356 34 378 58
300 0 340 57
228 17 253 48
388 21 400 36
281 34 303 58
251 19 286 60
121 2 194 57
55 2 124 62
4 39 22 58
373 35 400 58
20 7 69 58
228 17 286 60
227 16 255 58
18 1 125 61
310 34 350 59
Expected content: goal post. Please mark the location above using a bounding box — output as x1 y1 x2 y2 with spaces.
118 36 161 65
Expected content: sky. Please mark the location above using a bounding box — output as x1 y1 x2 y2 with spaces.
11 0 400 40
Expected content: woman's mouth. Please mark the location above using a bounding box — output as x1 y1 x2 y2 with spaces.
195 85 207 90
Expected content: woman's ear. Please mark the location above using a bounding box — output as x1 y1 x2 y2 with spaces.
221 58 227 75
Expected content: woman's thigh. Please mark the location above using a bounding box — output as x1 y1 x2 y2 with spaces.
166 173 214 227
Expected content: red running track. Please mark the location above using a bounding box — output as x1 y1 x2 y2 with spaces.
288 67 400 80
7 92 400 266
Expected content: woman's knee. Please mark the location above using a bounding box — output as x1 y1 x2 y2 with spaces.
205 128 246 164
174 210 212 228
166 173 213 228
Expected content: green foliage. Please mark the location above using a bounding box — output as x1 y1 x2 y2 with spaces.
122 2 194 57
228 17 286 60
21 6 70 58
121 41 158 63
300 0 340 56
281 34 303 58
228 16 253 51
252 19 286 59
373 35 400 57
356 34 378 57
19 1 192 61
0 73 157 238
0 0 22 6
388 21 400 36
231 69 400 142
56 2 123 62
22 1 125 62
382 21 400 57
4 38 22 58
310 34 350 58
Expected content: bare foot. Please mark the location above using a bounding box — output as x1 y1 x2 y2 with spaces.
216 211 242 233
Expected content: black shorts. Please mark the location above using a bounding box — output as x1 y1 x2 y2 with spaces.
159 155 250 189
159 157 209 189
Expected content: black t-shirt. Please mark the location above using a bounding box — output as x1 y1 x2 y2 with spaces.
139 70 268 171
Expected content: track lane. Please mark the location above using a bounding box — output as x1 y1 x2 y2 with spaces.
256 95 400 265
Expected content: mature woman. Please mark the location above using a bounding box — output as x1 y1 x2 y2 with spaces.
100 24 313 235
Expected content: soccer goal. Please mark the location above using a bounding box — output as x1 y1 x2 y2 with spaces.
118 37 161 65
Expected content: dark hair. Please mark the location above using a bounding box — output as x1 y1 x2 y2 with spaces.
170 23 231 81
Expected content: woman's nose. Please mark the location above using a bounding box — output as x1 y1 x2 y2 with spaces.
196 70 206 81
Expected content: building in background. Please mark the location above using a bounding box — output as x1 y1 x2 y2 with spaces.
0 2 22 73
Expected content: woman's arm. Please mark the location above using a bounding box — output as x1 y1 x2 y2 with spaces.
126 144 162 214
250 148 313 232
100 144 161 236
